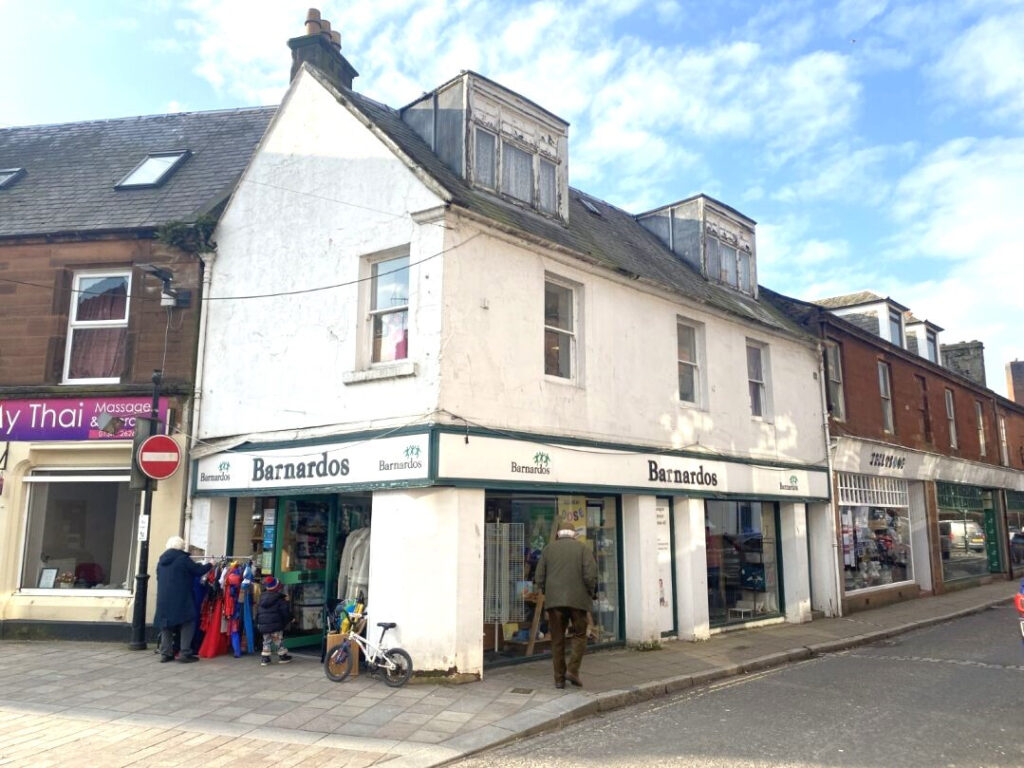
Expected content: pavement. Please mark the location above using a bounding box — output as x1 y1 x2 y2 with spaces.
0 580 1018 768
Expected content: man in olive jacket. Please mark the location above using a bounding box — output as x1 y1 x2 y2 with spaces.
534 521 598 688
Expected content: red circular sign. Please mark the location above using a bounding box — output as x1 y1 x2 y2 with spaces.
137 434 181 480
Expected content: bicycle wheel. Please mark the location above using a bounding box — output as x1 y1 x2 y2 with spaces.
324 640 354 682
381 647 413 687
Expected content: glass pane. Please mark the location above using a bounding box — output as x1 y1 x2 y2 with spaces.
372 255 409 312
544 281 573 332
21 478 136 589
120 154 183 186
927 333 938 362
545 328 571 378
679 362 696 403
475 129 496 188
938 507 990 582
877 363 890 397
706 237 720 280
749 381 763 417
538 159 556 213
722 245 738 287
372 310 409 363
841 505 914 591
738 250 751 293
706 501 779 626
889 312 903 345
746 345 762 380
68 327 126 379
677 324 696 363
76 275 128 321
502 142 533 203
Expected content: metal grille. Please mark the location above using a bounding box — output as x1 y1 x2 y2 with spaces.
1007 491 1024 511
483 522 525 623
838 472 908 508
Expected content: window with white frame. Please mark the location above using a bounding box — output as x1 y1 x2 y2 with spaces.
746 342 769 418
823 341 846 421
945 388 957 448
63 271 131 383
677 318 703 406
116 151 190 189
20 469 138 591
544 277 576 379
975 401 987 457
888 308 904 347
926 330 938 363
705 235 754 296
474 128 496 189
998 415 1009 465
369 252 410 364
878 361 894 433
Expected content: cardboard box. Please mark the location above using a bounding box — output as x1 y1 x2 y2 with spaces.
325 632 360 677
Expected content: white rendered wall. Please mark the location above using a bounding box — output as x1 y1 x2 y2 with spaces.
909 481 933 592
437 224 825 466
367 487 484 678
673 496 710 640
779 502 812 623
621 494 661 645
806 500 842 617
199 70 447 441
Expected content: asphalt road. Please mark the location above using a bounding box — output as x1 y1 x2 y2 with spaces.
453 604 1024 768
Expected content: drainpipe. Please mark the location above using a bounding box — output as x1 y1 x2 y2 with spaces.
182 250 215 544
817 320 843 617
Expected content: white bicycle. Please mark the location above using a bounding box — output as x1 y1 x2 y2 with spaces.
324 612 413 687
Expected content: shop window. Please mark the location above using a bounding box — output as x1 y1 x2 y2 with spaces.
975 401 987 457
368 251 409 364
677 317 704 407
63 271 131 383
705 500 779 626
544 276 578 380
746 341 770 419
483 493 620 665
20 469 137 591
840 504 914 591
878 362 894 433
823 341 845 421
945 388 957 449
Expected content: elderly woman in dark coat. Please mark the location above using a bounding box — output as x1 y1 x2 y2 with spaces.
155 536 212 662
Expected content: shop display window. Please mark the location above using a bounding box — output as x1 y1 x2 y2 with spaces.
20 470 138 590
841 505 913 591
483 493 621 664
705 500 779 626
937 484 994 582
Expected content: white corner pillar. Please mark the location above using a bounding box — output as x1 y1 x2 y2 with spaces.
779 501 812 624
673 496 710 640
806 500 842 617
200 496 231 556
368 487 484 679
621 494 661 645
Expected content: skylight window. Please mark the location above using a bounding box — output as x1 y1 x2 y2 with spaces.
0 168 26 189
116 151 190 189
579 196 602 216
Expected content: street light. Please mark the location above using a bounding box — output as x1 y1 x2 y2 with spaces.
128 369 162 650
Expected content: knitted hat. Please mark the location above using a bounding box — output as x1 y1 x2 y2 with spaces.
263 576 281 591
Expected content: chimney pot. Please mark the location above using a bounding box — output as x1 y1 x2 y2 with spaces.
330 30 341 49
320 19 332 37
306 8 321 22
305 8 322 35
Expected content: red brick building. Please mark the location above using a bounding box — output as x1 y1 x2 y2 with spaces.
765 289 1024 614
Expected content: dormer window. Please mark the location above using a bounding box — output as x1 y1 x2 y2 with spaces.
0 167 26 189
888 308 904 347
707 233 753 294
474 128 497 189
926 330 938 363
116 150 190 189
501 141 533 204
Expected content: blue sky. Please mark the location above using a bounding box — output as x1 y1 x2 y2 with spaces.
3 0 1022 396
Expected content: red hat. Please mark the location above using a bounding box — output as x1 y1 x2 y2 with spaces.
262 576 281 591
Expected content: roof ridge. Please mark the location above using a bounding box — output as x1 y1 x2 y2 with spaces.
2 105 277 132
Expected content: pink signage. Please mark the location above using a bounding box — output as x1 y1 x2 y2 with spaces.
0 397 169 441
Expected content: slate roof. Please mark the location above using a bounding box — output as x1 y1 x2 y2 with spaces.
813 291 887 309
313 69 806 340
0 107 275 238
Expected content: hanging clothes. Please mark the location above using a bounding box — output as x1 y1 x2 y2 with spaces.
198 568 229 658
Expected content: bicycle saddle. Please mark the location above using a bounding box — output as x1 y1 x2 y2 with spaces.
377 621 397 630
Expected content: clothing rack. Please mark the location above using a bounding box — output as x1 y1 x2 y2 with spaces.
189 554 254 562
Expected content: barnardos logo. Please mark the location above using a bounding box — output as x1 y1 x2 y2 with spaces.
380 444 424 472
511 451 551 475
252 452 349 482
201 460 231 483
647 460 717 487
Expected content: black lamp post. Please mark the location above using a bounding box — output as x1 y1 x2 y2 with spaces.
129 369 162 650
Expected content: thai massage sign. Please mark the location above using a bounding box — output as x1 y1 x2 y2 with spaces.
0 397 169 441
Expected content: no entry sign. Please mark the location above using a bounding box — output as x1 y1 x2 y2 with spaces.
137 434 181 480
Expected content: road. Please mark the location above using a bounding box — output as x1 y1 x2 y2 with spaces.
453 604 1024 768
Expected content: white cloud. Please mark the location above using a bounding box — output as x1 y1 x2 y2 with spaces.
931 11 1024 126
773 141 915 204
835 0 889 34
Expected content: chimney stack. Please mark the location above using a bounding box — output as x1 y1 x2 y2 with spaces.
1007 360 1024 403
288 7 358 90
941 340 987 387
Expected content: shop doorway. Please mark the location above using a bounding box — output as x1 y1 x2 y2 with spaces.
268 495 371 649
483 493 622 666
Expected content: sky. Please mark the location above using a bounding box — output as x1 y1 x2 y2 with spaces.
2 0 1022 396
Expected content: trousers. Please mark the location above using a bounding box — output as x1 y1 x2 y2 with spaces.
546 606 588 682
159 620 196 658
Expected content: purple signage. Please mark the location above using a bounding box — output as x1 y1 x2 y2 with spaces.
0 397 169 441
